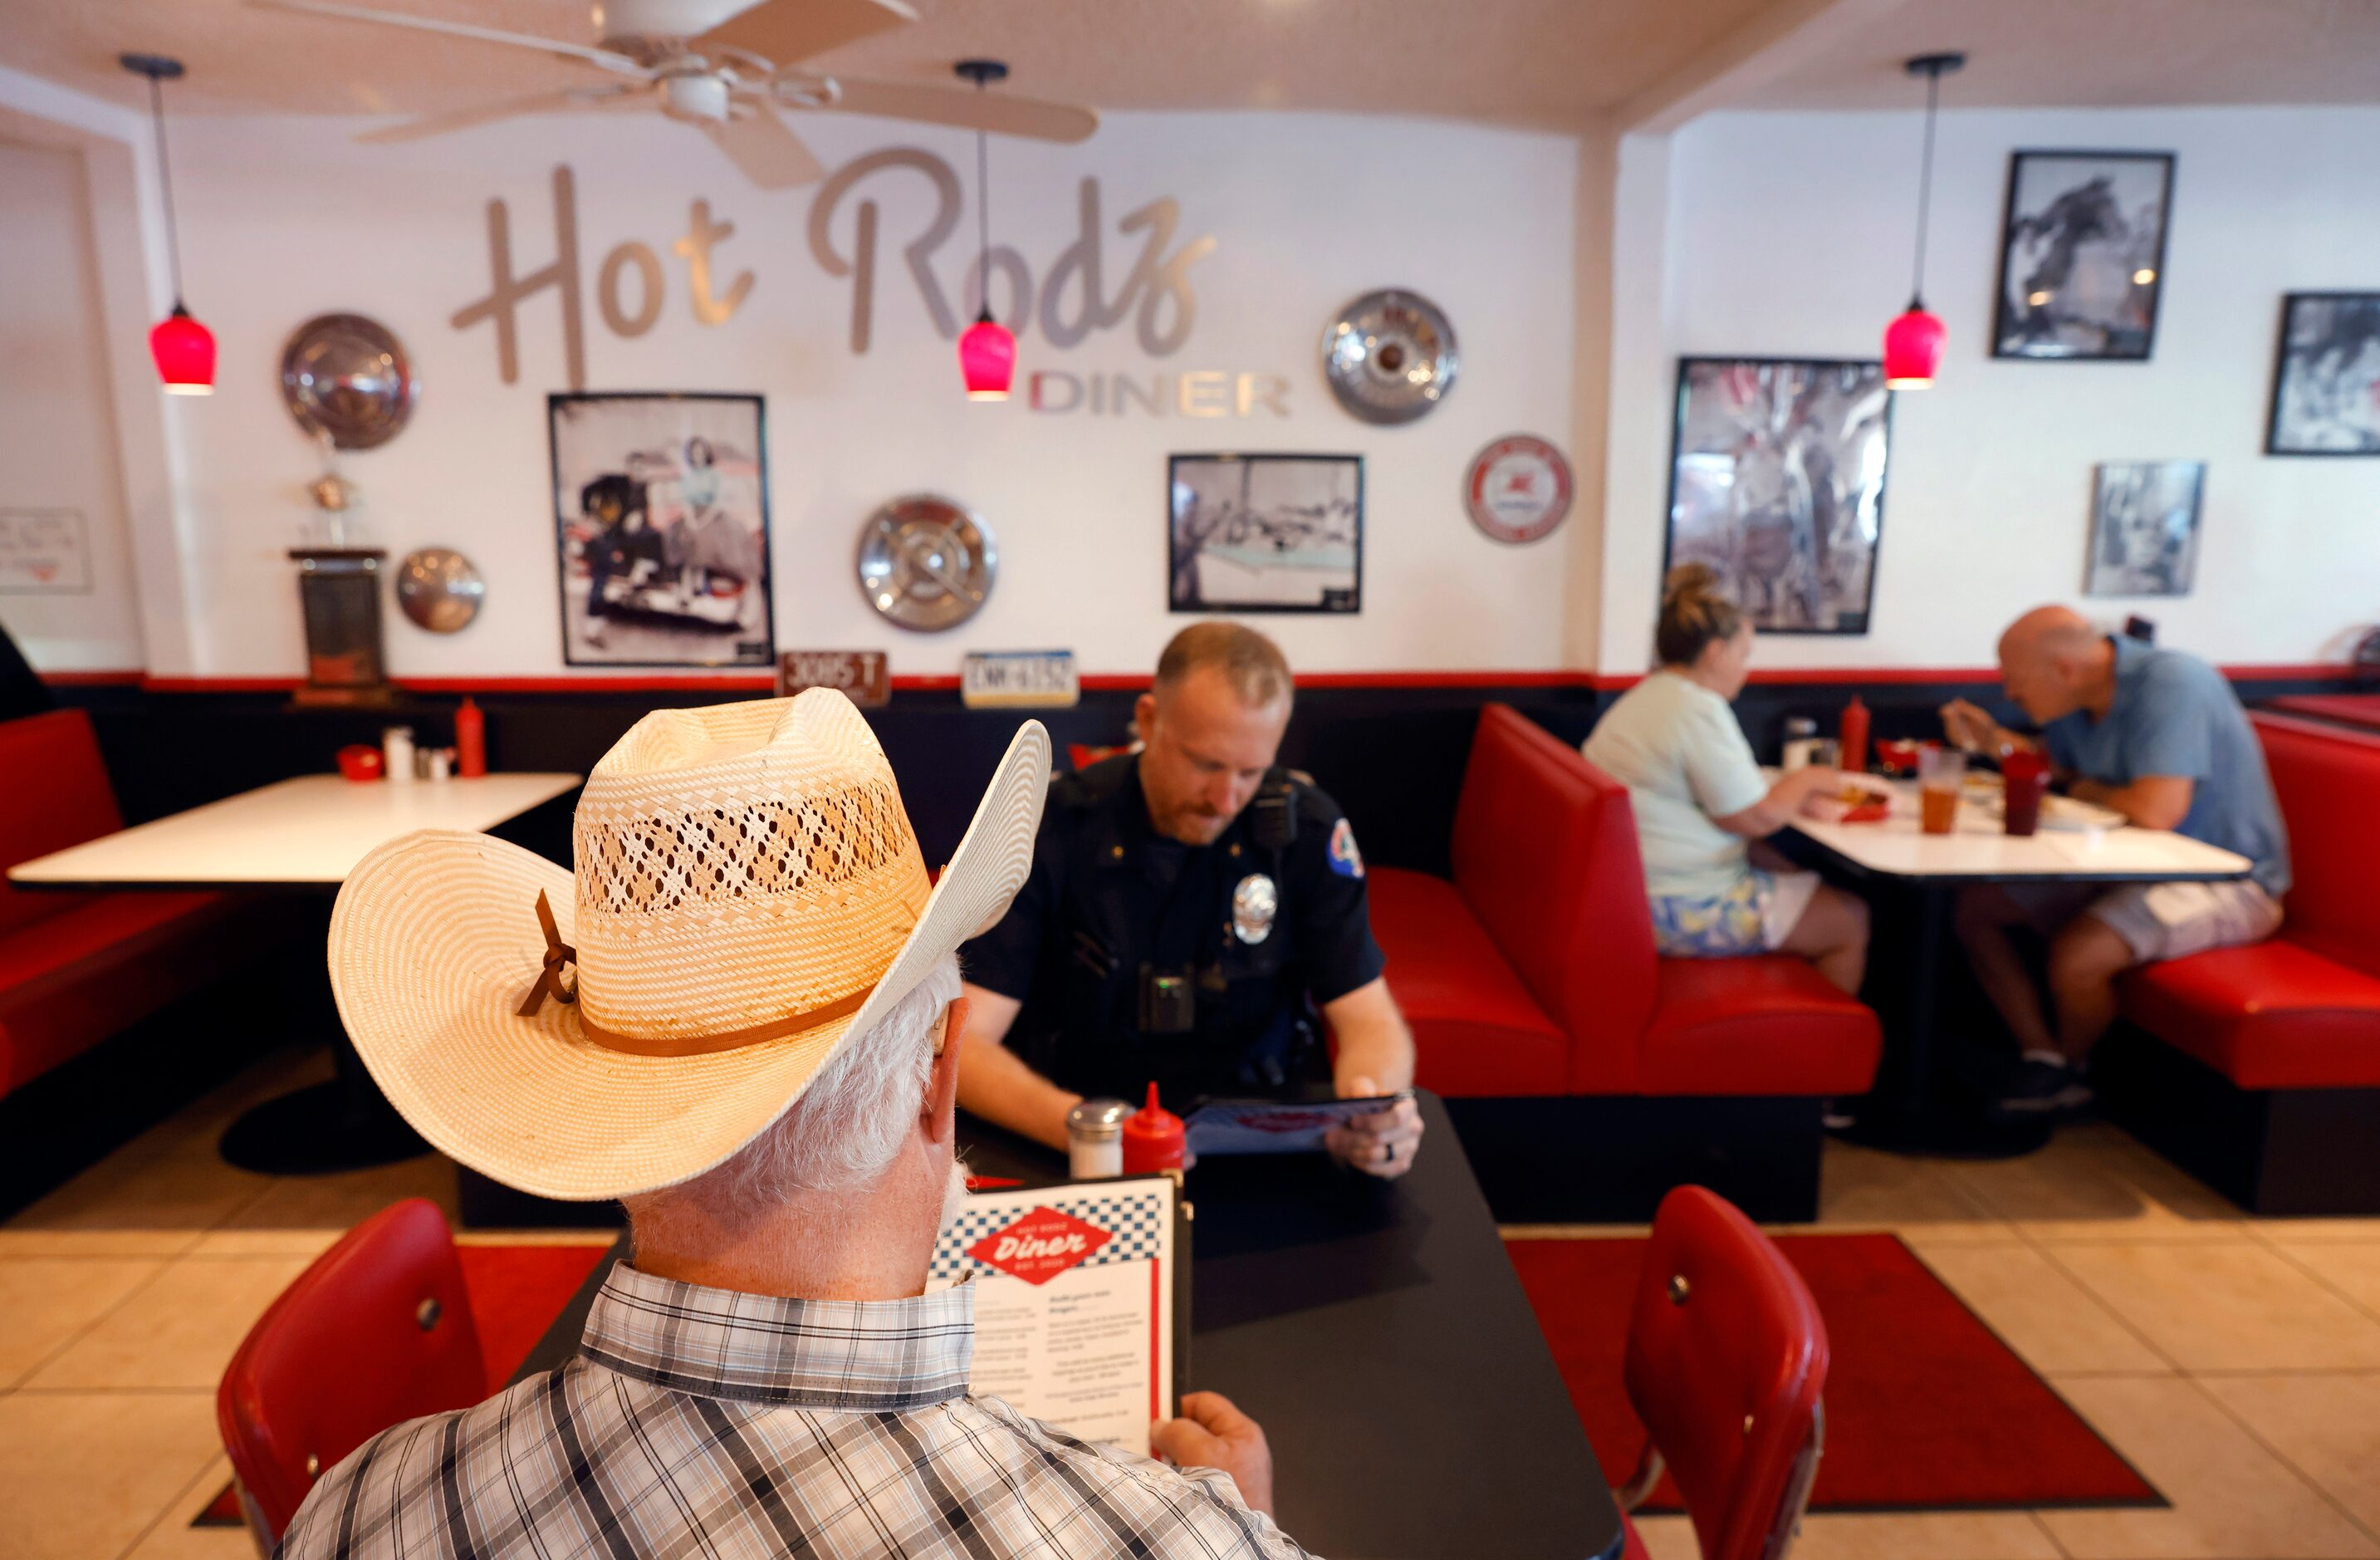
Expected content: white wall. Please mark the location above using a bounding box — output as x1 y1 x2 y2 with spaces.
0 140 147 669
1601 105 2380 673
127 110 1581 680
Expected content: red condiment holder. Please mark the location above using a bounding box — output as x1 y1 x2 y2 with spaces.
1121 1082 1185 1174
335 743 384 782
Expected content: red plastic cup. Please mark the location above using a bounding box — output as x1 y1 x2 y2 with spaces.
335 743 384 782
1121 1082 1185 1174
2002 751 2050 836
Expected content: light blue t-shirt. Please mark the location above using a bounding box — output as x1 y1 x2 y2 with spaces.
1582 670 1770 900
2042 637 2292 895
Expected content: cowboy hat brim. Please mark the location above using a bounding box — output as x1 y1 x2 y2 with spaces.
327 719 1050 1201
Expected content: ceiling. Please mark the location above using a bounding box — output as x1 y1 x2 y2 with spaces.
0 0 1777 128
4 0 2376 130
1740 0 2380 111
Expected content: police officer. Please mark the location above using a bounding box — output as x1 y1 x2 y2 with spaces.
957 623 1425 1179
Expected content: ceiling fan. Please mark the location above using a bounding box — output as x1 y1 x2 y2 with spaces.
246 0 1098 189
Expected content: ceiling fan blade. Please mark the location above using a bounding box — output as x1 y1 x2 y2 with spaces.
700 103 827 189
355 83 646 145
821 76 1099 144
694 0 918 70
246 0 652 79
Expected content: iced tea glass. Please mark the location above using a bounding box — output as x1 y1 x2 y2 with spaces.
2001 750 2051 836
1918 745 1966 835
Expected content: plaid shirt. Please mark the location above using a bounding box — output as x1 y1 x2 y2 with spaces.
278 1262 1314 1560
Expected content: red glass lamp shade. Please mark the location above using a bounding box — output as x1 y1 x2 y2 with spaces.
1883 304 1945 390
150 304 216 395
959 313 1015 401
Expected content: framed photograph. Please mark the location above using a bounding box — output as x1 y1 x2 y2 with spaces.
1168 453 1362 614
2265 292 2380 454
549 392 774 668
2085 461 2204 597
1992 150 2175 361
1662 358 1893 635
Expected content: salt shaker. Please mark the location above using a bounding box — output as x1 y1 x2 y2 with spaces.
426 748 453 782
1065 1098 1129 1180
382 725 416 785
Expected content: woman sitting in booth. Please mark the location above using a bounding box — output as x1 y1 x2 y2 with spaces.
1584 565 1870 994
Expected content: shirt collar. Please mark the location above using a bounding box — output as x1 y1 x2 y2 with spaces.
579 1263 975 1410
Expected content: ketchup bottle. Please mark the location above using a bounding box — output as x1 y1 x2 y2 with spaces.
1121 1082 1185 1174
454 697 487 778
1839 696 1870 776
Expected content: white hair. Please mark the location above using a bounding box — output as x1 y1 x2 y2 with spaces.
649 954 962 1210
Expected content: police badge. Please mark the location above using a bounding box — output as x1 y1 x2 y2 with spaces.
1232 873 1278 944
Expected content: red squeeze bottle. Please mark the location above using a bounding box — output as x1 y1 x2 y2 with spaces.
1121 1082 1185 1174
1839 696 1870 776
454 697 487 778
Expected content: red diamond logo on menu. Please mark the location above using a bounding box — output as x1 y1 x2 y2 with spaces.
968 1205 1112 1286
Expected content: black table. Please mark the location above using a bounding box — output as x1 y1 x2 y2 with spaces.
517 1091 1623 1560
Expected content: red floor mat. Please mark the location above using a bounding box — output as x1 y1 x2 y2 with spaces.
197 1241 612 1528
1505 1232 2161 1513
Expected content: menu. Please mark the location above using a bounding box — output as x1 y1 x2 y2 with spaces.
928 1175 1184 1454
1185 1092 1408 1155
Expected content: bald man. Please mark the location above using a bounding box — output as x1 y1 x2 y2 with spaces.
1941 610 2291 1116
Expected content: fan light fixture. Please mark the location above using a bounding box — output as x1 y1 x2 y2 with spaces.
122 53 215 395
955 59 1016 401
1884 52 1964 390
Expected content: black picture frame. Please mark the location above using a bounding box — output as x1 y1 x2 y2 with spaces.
1991 150 2176 363
547 391 775 669
1660 356 1894 638
2264 292 2380 456
1168 452 1364 615
2084 460 2205 598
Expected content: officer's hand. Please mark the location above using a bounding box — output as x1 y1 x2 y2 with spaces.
1325 1075 1423 1180
1152 1391 1276 1517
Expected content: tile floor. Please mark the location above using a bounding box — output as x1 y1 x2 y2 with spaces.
5 1051 2380 1558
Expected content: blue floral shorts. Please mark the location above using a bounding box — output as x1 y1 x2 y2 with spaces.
1649 869 1819 958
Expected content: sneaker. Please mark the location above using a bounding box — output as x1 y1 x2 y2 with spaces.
1994 1058 2093 1116
1821 1097 1858 1131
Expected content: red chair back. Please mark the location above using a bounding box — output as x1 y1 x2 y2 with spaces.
216 1199 488 1543
2251 714 2380 980
1623 1186 1829 1560
0 709 125 937
1448 704 1658 1089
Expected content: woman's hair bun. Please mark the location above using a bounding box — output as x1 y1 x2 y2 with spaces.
1663 562 1719 603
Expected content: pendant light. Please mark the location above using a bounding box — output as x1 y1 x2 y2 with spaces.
953 59 1016 401
121 54 215 395
1883 52 1964 390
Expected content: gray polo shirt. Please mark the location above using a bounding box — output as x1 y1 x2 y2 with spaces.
2041 637 2292 895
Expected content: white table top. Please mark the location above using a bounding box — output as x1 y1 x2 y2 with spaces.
8 773 582 890
1784 780 2252 883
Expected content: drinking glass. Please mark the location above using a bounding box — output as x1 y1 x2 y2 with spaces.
2001 751 2051 836
1918 745 1966 836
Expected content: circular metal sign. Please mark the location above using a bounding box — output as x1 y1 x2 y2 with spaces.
394 547 485 633
856 494 997 631
280 313 417 450
1320 289 1458 425
1463 434 1573 545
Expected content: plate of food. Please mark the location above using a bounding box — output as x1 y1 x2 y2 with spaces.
1804 780 1894 824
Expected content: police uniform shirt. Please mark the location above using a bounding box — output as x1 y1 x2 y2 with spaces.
959 753 1387 1106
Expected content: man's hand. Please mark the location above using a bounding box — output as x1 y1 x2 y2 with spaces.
1941 699 2001 755
1324 1073 1423 1180
1152 1391 1276 1517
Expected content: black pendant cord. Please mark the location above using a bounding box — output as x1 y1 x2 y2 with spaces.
1907 66 1941 312
146 72 188 310
974 114 992 326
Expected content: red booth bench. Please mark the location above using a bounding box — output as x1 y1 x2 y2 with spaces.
2099 712 2380 1214
0 709 261 1111
1368 704 1881 1221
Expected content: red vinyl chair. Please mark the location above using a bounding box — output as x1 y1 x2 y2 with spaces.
1614 1186 1829 1560
217 1199 489 1547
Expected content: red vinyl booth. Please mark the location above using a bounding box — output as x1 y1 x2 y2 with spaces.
1614 1186 1829 1560
218 1198 489 1545
0 709 251 1099
2103 713 2380 1212
1368 705 1879 1220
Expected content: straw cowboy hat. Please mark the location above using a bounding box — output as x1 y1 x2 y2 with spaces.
327 690 1050 1200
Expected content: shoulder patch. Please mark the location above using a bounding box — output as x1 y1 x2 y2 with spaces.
1327 817 1364 879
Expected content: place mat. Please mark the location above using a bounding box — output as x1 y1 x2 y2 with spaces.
1504 1231 2162 1513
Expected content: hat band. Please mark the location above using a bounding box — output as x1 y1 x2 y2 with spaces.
577 984 877 1057
515 888 882 1058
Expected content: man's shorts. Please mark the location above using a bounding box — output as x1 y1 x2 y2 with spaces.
1997 880 2284 964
